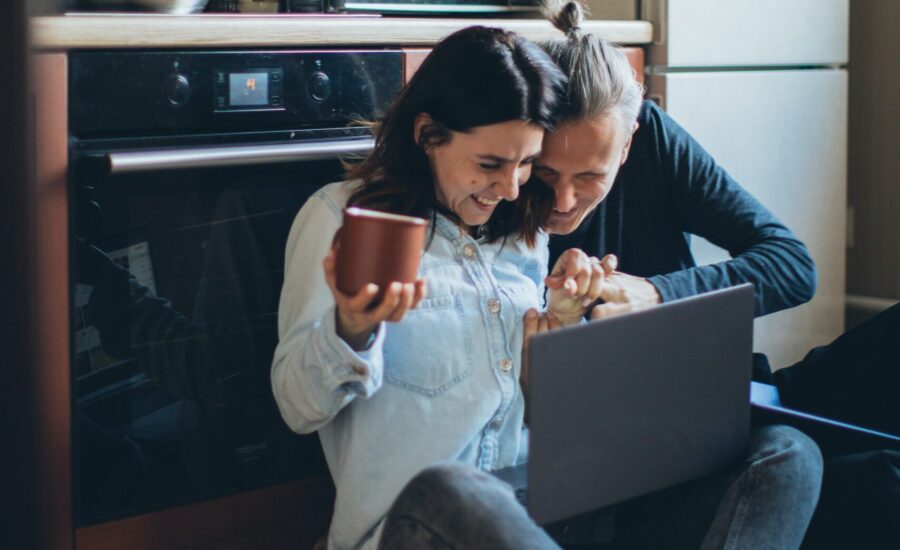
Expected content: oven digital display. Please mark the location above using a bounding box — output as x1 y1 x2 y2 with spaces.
229 72 269 106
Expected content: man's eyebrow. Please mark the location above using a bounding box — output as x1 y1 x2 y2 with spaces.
579 170 609 178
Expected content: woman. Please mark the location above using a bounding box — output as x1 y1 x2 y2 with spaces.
271 26 568 549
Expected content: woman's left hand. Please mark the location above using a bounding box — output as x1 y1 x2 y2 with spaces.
323 247 427 350
520 308 561 422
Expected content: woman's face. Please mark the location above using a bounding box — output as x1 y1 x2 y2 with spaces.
417 116 544 228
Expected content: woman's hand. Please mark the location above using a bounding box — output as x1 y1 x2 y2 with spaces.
323 248 427 350
520 308 561 423
545 249 616 325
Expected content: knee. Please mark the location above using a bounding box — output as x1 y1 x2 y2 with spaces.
750 425 824 499
389 462 515 519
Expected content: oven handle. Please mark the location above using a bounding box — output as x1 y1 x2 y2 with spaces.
105 137 375 174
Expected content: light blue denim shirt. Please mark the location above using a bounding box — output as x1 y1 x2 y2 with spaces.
272 181 547 550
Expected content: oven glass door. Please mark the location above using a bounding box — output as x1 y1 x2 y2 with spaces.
71 147 347 526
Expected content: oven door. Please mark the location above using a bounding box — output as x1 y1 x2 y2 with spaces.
70 136 367 529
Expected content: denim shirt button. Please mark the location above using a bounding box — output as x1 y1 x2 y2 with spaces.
487 298 501 314
463 244 477 259
499 358 513 373
352 365 367 376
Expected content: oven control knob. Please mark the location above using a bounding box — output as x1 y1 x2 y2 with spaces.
165 74 191 107
309 72 331 102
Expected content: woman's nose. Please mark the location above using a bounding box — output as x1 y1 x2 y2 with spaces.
494 168 521 202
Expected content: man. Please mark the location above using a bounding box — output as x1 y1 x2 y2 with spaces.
537 97 815 323
536 93 898 550
533 6 897 546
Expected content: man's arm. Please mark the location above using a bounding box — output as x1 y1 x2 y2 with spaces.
640 102 817 317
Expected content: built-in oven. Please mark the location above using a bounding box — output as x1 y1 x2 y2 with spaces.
68 48 402 534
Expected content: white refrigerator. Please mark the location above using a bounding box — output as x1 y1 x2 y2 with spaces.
642 0 849 368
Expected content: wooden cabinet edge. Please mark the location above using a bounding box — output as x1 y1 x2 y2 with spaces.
32 51 73 550
402 49 431 83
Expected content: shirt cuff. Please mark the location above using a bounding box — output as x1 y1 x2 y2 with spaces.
646 275 680 304
320 305 384 397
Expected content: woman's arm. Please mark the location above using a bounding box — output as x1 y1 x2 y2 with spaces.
270 189 386 434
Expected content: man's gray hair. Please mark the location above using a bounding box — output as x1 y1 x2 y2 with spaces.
541 0 644 131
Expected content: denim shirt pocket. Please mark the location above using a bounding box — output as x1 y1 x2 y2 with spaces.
383 294 473 396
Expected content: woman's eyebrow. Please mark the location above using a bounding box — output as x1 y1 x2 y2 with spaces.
477 154 513 163
477 152 542 163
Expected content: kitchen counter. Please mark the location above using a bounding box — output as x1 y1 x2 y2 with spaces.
31 15 652 50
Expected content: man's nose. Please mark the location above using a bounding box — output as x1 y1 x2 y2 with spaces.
554 180 577 211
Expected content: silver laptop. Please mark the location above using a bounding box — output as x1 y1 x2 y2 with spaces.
500 284 755 525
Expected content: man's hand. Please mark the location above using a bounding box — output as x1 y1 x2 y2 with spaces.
545 249 615 325
590 266 661 320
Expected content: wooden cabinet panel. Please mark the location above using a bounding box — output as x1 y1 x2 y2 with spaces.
622 47 645 86
402 48 430 83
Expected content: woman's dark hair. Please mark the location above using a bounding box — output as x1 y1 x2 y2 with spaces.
347 26 566 247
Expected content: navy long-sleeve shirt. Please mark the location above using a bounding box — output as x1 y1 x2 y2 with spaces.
548 101 817 317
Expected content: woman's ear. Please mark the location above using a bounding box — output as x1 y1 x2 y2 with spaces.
413 113 433 148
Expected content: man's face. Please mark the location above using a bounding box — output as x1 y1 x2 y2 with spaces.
535 115 635 235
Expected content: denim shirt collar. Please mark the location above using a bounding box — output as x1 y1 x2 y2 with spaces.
432 212 467 243
432 212 493 246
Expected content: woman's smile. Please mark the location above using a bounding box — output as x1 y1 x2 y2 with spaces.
472 194 502 208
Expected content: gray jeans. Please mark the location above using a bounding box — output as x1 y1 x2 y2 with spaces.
378 425 823 550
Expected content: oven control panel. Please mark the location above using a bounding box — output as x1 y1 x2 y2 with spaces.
212 68 284 112
69 50 403 139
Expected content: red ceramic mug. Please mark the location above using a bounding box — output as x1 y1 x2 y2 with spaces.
334 207 428 301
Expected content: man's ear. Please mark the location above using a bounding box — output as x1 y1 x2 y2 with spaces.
413 113 433 148
619 121 639 166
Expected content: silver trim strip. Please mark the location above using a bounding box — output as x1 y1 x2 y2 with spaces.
107 137 374 173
